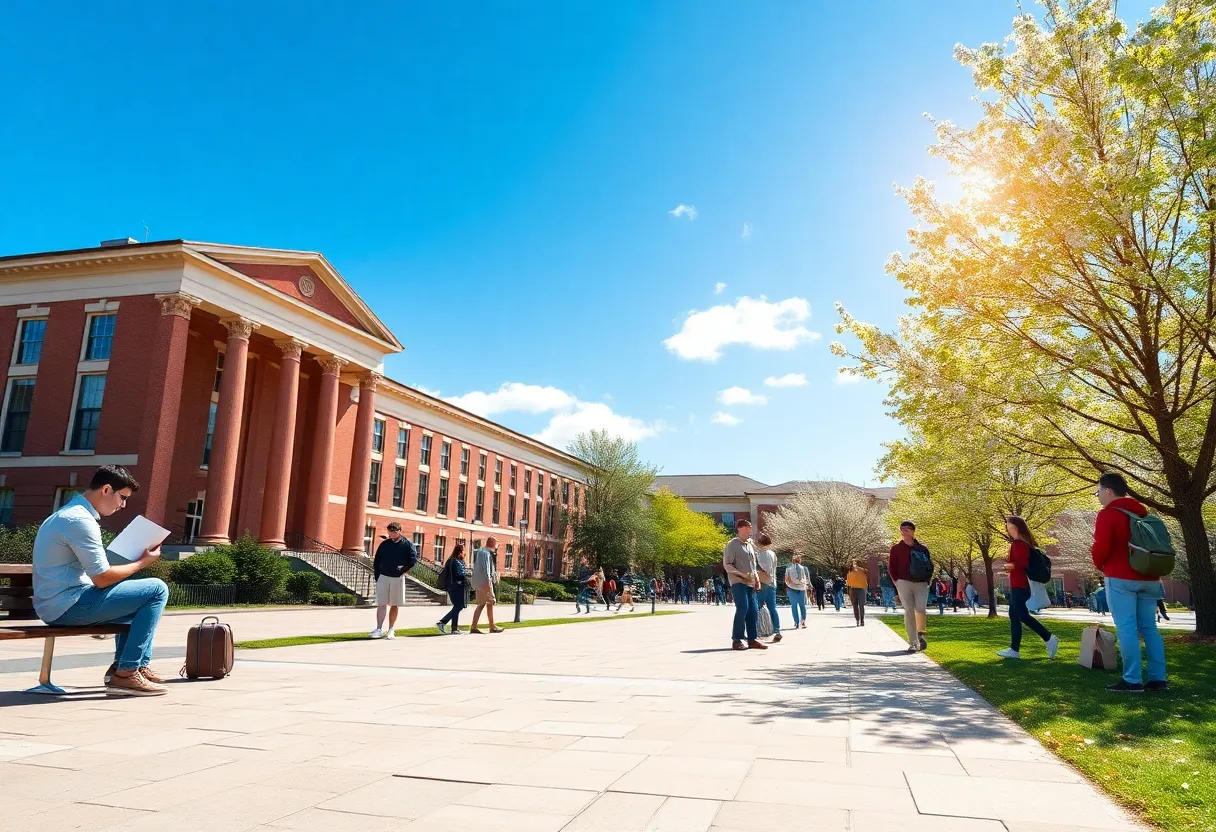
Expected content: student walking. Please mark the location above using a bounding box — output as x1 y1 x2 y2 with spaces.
965 581 980 614
370 522 418 640
879 564 896 612
784 553 810 629
594 567 607 610
1092 473 1168 693
32 465 169 696
615 582 635 613
1155 581 1171 623
754 533 782 642
846 560 868 626
605 574 618 607
811 573 826 611
889 520 931 653
934 576 948 616
954 572 967 613
831 575 845 612
997 516 1060 660
436 543 468 634
468 537 504 634
723 519 765 650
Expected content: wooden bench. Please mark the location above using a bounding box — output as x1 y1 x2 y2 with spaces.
1 565 130 694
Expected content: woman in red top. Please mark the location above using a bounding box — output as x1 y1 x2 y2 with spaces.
998 516 1059 660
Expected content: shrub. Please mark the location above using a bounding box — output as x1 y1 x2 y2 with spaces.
495 577 573 602
171 551 237 585
309 591 356 606
286 571 322 603
212 533 290 603
135 558 176 582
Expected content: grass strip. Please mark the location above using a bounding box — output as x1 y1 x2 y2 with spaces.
236 610 684 650
878 614 1213 831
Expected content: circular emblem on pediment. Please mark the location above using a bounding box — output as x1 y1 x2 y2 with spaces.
298 275 317 298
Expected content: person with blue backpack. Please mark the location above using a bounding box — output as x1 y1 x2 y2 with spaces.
1092 472 1171 693
888 520 932 653
996 516 1060 660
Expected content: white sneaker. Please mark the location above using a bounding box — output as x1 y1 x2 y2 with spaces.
369 629 385 639
436 622 446 634
385 629 396 640
997 648 1021 659
1046 634 1059 659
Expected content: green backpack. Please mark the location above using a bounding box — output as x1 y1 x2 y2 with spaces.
1114 508 1176 578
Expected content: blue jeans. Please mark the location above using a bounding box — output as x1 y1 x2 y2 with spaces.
832 589 843 611
787 589 807 626
758 585 780 633
575 588 592 612
439 587 467 629
881 586 895 611
49 578 168 671
730 582 758 641
1106 578 1167 685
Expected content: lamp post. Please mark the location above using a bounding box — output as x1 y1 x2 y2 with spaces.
514 518 527 623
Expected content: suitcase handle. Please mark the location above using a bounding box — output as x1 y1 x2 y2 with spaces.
199 615 221 626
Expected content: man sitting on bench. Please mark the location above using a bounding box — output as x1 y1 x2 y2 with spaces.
32 465 169 696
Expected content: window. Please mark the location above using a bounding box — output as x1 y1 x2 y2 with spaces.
492 492 500 525
549 480 556 503
440 441 451 471
363 521 375 555
16 319 46 365
523 496 530 529
412 532 424 553
475 486 484 522
494 459 502 486
433 535 446 563
721 512 735 530
504 543 513 570
537 474 544 499
524 469 531 493
397 427 409 459
372 418 385 454
535 499 542 533
416 472 430 512
392 467 405 508
84 313 116 361
54 488 82 510
547 503 555 535
507 494 516 527
478 453 487 481
70 374 106 451
437 477 449 515
366 460 381 503
574 486 580 510
0 488 14 527
532 545 540 571
184 497 205 543
563 481 570 506
460 447 470 476
1 378 36 453
510 464 517 490
457 482 467 519
546 548 554 574
213 351 225 393
202 401 217 466
420 435 432 466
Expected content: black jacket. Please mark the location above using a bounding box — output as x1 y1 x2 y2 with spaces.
373 537 418 580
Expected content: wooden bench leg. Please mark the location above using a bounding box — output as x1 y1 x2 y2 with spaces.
24 636 67 695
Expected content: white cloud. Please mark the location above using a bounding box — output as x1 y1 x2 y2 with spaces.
413 384 442 396
741 221 752 239
668 203 698 220
534 402 661 447
835 370 864 385
445 382 576 416
663 296 822 361
764 373 808 388
712 411 741 426
717 386 767 406
713 281 727 295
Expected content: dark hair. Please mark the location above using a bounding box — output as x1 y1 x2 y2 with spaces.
451 543 465 559
386 521 401 532
756 532 772 546
1006 515 1038 548
735 518 751 530
90 465 139 493
1098 472 1129 497
899 520 916 530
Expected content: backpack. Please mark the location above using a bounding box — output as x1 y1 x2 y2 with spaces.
907 544 933 582
436 559 450 591
1114 508 1177 578
1025 546 1052 583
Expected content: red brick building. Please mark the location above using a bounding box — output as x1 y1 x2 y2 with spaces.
0 239 584 578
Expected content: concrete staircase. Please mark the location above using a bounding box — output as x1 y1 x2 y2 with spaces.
282 534 445 605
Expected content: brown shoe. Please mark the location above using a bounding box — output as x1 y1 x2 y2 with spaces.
107 670 167 697
489 627 506 633
139 666 166 685
103 663 117 685
772 633 783 643
732 640 747 650
469 628 484 634
747 640 768 650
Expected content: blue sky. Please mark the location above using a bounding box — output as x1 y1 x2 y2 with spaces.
0 2 1086 485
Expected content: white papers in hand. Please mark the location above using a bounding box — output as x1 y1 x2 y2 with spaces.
106 515 171 561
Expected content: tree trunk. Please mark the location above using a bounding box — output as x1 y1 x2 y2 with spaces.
1175 502 1213 635
984 556 999 618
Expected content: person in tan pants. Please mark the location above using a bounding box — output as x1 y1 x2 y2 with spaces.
888 521 931 652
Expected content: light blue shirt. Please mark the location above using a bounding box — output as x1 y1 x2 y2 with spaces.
32 495 111 622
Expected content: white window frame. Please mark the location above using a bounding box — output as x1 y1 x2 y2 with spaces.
371 416 386 457
392 466 406 509
0 487 14 527
11 314 48 370
54 487 83 511
79 307 119 364
63 372 107 454
433 534 446 563
0 376 36 455
184 492 206 543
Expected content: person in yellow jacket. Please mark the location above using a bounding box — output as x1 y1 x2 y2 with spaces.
846 560 869 627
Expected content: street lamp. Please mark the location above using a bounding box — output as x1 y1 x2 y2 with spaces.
514 518 527 623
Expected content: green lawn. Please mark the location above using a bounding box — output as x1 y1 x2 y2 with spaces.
879 615 1213 831
236 610 684 649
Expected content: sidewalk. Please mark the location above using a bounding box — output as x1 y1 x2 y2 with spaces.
0 603 1143 831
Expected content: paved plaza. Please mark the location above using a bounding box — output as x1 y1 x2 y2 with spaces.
1 604 1142 831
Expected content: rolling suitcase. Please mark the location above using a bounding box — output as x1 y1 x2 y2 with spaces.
182 615 234 680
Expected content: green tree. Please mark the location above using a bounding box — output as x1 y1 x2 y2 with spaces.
566 430 658 571
649 489 730 575
835 2 1216 632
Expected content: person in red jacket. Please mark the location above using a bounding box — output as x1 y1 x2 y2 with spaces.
1092 472 1168 693
996 516 1059 660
